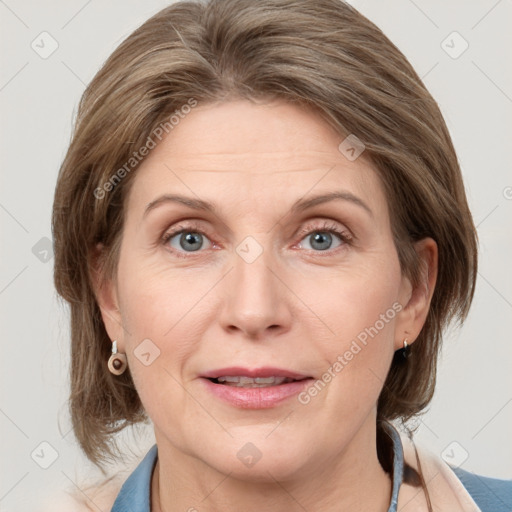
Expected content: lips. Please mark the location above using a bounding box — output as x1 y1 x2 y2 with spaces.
200 369 314 409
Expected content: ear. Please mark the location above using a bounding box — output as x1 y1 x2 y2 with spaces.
90 242 126 349
394 237 438 350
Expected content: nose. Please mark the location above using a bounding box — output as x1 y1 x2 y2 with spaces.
218 247 293 340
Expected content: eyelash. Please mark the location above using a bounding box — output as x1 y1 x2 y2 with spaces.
161 220 353 259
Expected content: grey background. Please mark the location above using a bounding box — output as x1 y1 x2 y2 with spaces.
1 0 511 509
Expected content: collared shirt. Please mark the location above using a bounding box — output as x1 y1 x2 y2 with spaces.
110 422 512 512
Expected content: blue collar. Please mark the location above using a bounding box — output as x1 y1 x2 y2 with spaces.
382 420 404 512
111 444 158 512
111 422 404 512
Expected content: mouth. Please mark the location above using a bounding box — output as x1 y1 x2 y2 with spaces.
200 367 313 388
199 367 314 408
205 375 309 388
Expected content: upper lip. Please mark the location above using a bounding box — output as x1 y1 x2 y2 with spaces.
200 367 312 380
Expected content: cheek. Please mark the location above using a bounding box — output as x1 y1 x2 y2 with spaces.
298 252 401 344
117 246 211 338
115 253 220 400
298 255 401 404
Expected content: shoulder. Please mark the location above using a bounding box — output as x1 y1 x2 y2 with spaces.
399 431 512 512
40 476 124 512
449 466 512 512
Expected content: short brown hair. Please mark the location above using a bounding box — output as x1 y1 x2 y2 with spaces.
52 0 477 484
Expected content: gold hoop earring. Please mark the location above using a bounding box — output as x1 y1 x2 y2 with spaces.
108 340 127 375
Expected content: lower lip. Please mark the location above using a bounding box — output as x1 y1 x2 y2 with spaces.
201 378 314 409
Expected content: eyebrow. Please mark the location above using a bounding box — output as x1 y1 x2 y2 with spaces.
143 191 373 219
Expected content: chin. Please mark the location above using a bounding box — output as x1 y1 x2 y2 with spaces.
199 435 310 482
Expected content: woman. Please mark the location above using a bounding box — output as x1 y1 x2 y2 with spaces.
51 0 511 510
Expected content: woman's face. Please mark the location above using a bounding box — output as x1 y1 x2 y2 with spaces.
98 99 434 481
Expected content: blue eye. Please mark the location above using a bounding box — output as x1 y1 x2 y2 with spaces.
163 229 213 253
295 219 352 254
299 230 344 251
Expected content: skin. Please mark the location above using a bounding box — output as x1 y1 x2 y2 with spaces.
95 99 438 511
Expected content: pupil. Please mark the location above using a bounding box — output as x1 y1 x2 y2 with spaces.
311 232 331 251
180 232 202 251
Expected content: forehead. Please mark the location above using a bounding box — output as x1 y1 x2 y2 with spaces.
126 99 387 221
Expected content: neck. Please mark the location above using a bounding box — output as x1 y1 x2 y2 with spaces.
151 421 393 512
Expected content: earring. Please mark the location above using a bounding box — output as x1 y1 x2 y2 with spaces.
108 340 127 375
401 338 410 359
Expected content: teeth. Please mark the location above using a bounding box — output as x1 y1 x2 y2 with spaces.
217 376 242 383
215 376 293 387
